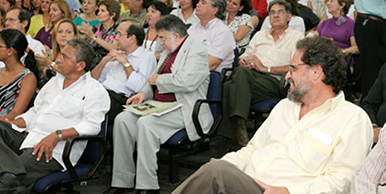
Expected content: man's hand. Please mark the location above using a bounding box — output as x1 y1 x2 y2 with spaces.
5 118 26 128
374 126 382 143
32 133 60 163
126 92 146 105
108 50 127 65
254 178 289 194
247 55 266 72
148 74 159 86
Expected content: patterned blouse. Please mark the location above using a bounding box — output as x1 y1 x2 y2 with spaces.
92 23 118 66
0 68 31 116
227 13 254 49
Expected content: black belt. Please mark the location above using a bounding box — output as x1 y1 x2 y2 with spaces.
358 13 386 24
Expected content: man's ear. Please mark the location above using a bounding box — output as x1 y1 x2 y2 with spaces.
212 7 219 16
311 64 324 81
77 61 86 72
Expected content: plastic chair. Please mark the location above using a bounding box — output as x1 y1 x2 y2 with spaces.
32 124 107 194
161 71 223 183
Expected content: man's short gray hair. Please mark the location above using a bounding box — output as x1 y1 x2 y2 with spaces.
211 0 227 20
155 15 188 37
67 38 95 72
268 0 292 14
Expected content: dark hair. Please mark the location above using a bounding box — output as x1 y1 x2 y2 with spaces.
338 0 351 15
8 7 31 32
236 0 251 16
155 15 188 37
268 0 291 14
30 0 43 14
285 0 299 16
67 38 95 72
297 37 347 93
211 0 226 20
125 21 145 46
145 1 169 15
0 29 39 87
0 5 5 27
98 0 121 22
6 0 16 7
192 0 199 8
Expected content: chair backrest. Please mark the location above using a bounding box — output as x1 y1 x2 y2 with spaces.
208 71 221 118
232 49 239 68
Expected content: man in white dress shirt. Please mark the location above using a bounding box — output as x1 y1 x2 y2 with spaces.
5 7 45 59
91 20 157 122
187 0 236 73
0 39 110 193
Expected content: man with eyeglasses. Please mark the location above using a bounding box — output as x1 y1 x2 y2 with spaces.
91 19 156 123
5 7 45 61
103 15 213 194
216 0 304 150
172 36 373 194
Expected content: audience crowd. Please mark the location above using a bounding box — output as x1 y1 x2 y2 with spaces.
0 0 385 193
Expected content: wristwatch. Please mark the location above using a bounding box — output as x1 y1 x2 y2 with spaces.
267 66 272 74
124 62 131 68
55 130 63 141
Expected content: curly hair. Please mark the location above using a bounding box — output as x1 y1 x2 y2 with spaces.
98 0 121 22
297 37 347 93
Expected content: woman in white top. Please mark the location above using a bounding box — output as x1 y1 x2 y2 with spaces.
261 0 305 34
143 1 169 60
225 0 254 52
170 0 199 26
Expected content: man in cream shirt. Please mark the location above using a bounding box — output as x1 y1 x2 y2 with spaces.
172 37 373 194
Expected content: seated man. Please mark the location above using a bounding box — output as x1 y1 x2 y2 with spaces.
351 126 386 193
187 0 235 73
91 19 157 122
103 15 213 194
118 0 147 25
172 37 373 194
360 62 386 144
0 39 110 193
218 0 304 149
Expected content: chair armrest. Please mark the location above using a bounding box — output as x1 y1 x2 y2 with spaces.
221 68 234 84
192 99 222 139
62 135 106 181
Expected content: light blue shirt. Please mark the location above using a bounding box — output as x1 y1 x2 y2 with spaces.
65 0 80 13
98 47 157 97
355 0 386 20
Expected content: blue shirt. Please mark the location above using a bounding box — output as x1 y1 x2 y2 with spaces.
98 47 157 97
65 0 80 13
355 0 386 20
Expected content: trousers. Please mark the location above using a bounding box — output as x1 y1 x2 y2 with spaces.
217 66 284 139
0 121 62 186
111 109 185 190
172 159 264 194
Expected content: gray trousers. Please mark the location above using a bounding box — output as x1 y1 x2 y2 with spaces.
172 159 264 194
111 109 185 190
0 121 62 186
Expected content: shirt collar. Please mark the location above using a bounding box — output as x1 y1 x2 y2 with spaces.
317 91 345 112
125 46 144 58
265 27 290 39
200 17 220 30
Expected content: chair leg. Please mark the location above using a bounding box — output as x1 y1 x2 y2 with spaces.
168 148 179 184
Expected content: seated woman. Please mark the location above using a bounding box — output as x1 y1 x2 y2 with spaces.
0 0 14 12
170 0 199 26
0 29 39 121
315 0 358 56
27 0 51 37
143 1 168 60
225 0 254 52
73 0 101 37
80 0 120 68
34 0 72 49
261 0 306 34
35 19 78 86
28 0 42 17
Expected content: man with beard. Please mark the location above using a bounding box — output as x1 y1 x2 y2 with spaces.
171 37 373 194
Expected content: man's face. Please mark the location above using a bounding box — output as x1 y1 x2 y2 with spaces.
115 21 132 51
269 4 291 29
285 50 311 102
158 29 176 52
195 0 216 20
56 45 80 77
127 0 143 10
5 9 25 32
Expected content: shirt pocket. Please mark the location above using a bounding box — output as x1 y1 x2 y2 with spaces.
56 94 84 119
289 131 333 173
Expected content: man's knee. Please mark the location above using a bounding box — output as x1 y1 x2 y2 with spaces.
201 159 234 175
